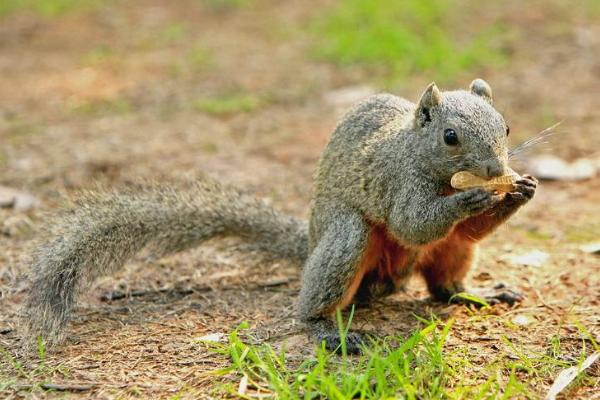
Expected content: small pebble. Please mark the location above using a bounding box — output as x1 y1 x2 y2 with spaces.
512 315 532 326
528 155 596 181
0 185 40 211
580 242 600 255
500 250 549 268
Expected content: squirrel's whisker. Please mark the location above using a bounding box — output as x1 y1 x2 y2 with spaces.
508 122 562 160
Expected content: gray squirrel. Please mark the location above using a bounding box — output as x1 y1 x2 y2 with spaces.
23 79 537 353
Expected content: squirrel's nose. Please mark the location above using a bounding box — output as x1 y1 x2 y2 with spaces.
480 161 504 178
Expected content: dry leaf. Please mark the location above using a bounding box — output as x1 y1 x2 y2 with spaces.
238 374 248 396
545 352 599 400
195 332 224 342
579 242 600 255
512 315 532 326
501 250 550 268
529 155 596 181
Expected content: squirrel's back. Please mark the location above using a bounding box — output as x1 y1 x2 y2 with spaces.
309 94 415 244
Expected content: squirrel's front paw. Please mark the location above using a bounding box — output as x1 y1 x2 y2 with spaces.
458 283 525 307
455 188 499 215
505 175 537 206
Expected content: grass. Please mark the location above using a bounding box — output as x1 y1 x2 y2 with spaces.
198 309 599 399
206 318 456 399
0 337 72 394
159 23 189 45
193 92 263 116
80 45 115 66
185 46 212 70
0 0 113 18
204 0 248 13
564 222 600 243
168 45 213 78
2 117 40 145
71 97 132 116
312 0 508 83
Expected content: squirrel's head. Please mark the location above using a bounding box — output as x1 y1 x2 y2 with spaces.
414 79 510 181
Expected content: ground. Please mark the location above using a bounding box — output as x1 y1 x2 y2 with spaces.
0 0 599 399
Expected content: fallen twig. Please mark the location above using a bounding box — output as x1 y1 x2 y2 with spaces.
100 287 202 301
100 278 294 302
256 277 292 287
15 383 96 392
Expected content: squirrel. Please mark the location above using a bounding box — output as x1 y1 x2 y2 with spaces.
22 79 537 353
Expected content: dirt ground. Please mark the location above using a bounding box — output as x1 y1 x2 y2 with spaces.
1 1 599 398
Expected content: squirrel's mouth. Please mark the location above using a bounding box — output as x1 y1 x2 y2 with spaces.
455 155 508 179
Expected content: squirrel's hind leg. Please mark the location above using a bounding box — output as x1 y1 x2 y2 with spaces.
353 228 413 307
418 234 523 306
353 271 397 307
298 209 373 354
418 233 475 302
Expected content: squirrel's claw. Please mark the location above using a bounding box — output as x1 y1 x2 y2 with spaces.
451 284 525 307
456 188 500 215
506 175 537 204
520 174 538 184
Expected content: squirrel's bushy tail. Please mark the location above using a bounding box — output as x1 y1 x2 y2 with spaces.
23 179 308 345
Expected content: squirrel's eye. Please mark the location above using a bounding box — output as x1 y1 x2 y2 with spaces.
443 128 459 146
506 126 510 136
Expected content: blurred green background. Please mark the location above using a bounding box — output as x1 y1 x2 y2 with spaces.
1 0 599 190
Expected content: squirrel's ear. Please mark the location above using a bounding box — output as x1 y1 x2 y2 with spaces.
469 78 493 104
416 82 442 126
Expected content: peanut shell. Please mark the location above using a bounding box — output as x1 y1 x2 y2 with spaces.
451 170 520 192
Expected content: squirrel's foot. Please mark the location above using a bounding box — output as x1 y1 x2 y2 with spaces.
431 282 524 307
315 331 365 354
353 278 397 308
450 283 524 307
304 317 367 354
